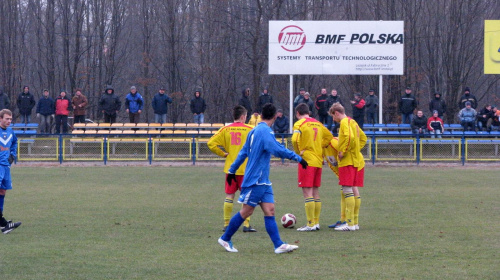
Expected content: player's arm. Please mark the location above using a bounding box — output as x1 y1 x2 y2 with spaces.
291 122 301 154
8 133 17 164
358 126 367 150
267 131 303 164
207 128 228 158
321 125 333 148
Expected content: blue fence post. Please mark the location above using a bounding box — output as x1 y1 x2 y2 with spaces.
371 135 376 165
416 134 420 165
461 135 465 166
59 134 63 164
148 136 152 165
192 135 196 165
281 135 286 164
103 136 107 165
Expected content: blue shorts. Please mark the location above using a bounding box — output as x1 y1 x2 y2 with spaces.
238 184 274 207
0 165 12 190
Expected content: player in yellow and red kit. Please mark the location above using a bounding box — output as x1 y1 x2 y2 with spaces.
329 103 367 231
292 103 333 231
207 105 256 232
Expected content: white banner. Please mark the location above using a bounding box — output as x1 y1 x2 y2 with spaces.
269 21 404 75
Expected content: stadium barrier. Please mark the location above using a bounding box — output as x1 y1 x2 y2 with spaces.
12 132 500 165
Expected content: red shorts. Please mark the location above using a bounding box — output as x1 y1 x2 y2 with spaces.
298 165 322 188
225 174 244 194
338 166 364 187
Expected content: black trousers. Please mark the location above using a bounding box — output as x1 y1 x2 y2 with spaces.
55 115 68 133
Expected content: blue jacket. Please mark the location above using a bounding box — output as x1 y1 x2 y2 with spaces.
0 126 17 166
36 96 55 116
459 108 477 122
273 115 289 133
125 92 144 113
229 122 302 187
152 92 173 114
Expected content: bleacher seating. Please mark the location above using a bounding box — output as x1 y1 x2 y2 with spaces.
68 122 228 135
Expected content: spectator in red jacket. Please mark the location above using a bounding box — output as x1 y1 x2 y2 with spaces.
427 110 444 138
54 91 72 134
350 93 366 129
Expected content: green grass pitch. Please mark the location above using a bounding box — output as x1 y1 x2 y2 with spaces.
1 165 498 279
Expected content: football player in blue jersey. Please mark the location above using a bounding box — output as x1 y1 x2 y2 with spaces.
0 109 21 234
218 103 308 254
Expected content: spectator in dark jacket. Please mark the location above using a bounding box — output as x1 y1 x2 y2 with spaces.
351 93 366 129
300 92 315 117
458 87 477 109
399 87 417 124
125 86 144 124
238 88 252 123
327 89 343 133
273 109 289 134
411 110 427 135
54 91 72 134
428 92 446 119
152 87 173 124
0 86 10 110
477 105 492 131
293 88 306 109
99 85 121 124
427 110 444 138
36 89 55 133
17 86 36 124
257 88 273 113
315 88 329 125
190 90 206 124
365 89 379 124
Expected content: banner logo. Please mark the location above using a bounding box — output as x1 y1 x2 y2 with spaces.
278 25 306 52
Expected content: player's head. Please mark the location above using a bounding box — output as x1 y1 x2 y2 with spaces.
261 103 277 121
0 109 13 128
295 103 310 118
233 105 247 122
329 102 345 122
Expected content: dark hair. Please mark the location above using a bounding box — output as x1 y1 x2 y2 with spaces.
233 105 247 121
295 103 310 116
261 103 276 120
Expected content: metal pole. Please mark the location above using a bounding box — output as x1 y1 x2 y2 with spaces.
289 75 293 133
379 75 383 124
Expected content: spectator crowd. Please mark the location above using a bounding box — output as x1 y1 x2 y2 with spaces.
2 84 499 134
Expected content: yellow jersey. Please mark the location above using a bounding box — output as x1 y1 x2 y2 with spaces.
207 122 254 175
323 137 340 178
337 117 367 170
292 117 333 168
247 114 261 126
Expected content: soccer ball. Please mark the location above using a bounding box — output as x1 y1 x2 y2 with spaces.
281 213 297 228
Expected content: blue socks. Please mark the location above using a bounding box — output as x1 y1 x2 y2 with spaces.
221 212 245 241
221 213 284 250
264 216 283 249
0 195 4 211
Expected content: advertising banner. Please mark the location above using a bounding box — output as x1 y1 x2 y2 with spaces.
485 20 500 74
269 21 404 75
